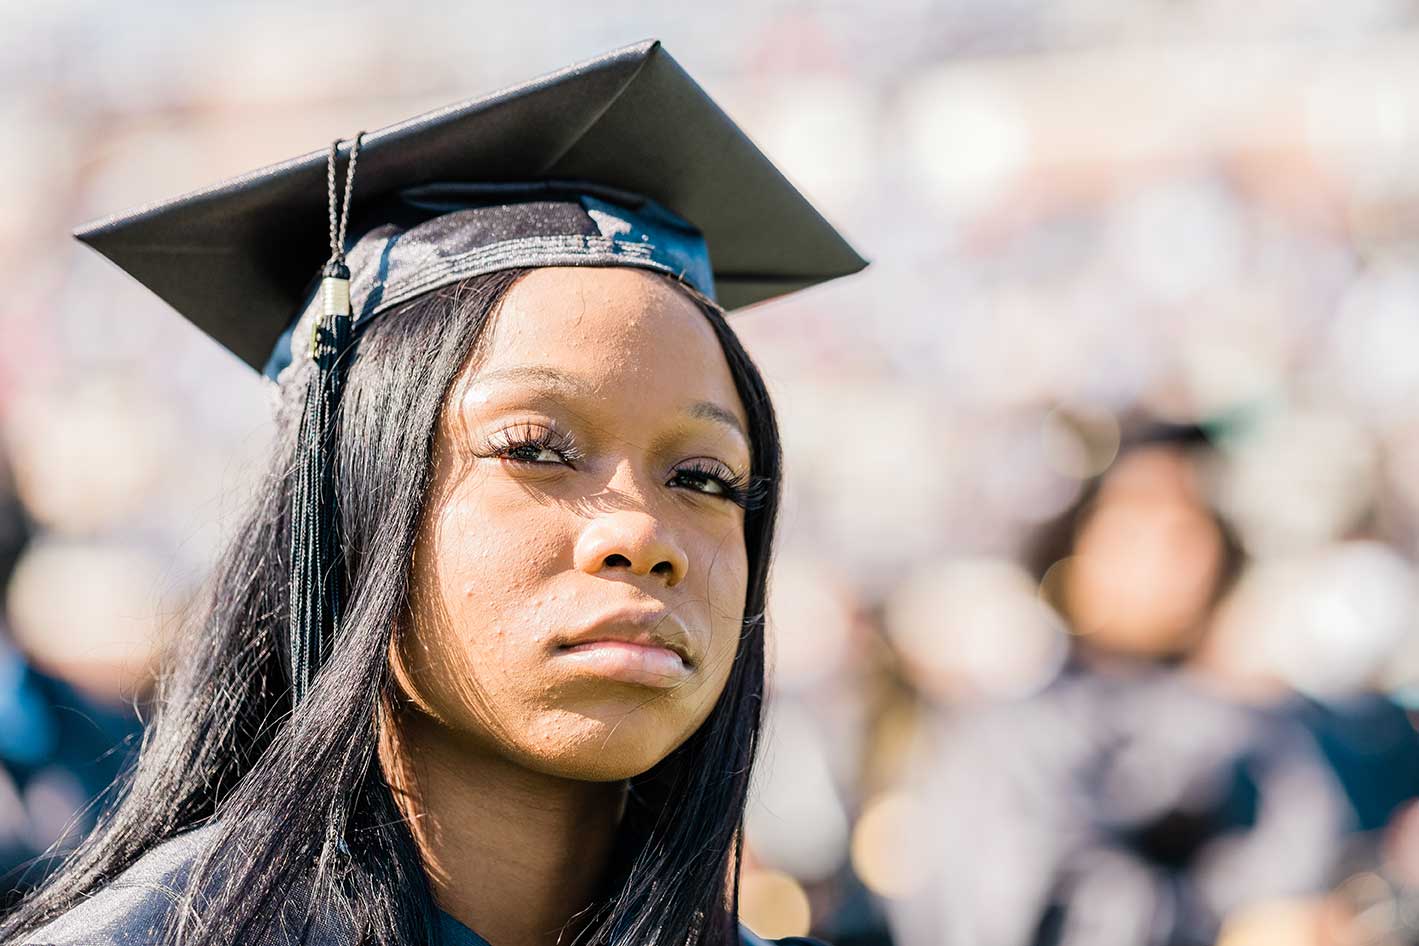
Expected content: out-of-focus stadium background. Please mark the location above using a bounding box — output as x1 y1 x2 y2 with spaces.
7 2 1419 945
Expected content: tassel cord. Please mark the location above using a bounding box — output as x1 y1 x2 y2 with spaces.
288 132 363 707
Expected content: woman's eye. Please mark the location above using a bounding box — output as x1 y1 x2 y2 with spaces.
671 462 750 504
502 441 566 464
673 470 724 494
488 423 582 466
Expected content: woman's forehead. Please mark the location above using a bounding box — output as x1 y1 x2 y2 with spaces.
472 267 744 407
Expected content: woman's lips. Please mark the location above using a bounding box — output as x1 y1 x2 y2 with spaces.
553 639 691 689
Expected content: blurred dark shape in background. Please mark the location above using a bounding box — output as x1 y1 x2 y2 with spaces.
0 450 144 916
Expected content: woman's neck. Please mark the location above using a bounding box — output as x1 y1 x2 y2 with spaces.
379 705 626 946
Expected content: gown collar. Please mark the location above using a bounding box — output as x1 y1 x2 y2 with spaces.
436 906 494 946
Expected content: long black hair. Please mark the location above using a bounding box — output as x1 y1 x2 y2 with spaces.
0 267 783 946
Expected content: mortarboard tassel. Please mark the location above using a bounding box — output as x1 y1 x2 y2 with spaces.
288 133 363 707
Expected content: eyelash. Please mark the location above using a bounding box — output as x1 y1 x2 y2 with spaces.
488 422 767 509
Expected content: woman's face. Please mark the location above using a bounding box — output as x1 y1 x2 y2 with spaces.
394 267 752 781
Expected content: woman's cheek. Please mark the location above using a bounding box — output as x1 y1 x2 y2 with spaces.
698 529 751 689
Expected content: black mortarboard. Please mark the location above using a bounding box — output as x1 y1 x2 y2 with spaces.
70 38 869 710
72 38 868 373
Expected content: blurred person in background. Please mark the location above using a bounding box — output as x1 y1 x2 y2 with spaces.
0 448 145 917
885 420 1365 946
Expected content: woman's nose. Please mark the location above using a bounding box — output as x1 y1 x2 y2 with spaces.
573 513 689 587
573 461 689 586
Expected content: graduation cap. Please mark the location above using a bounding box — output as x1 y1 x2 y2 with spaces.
71 38 869 707
73 38 868 372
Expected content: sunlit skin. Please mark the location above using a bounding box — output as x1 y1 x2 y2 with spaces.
376 266 752 946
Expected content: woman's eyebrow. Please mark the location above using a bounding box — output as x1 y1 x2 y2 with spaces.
470 364 747 441
473 364 593 397
682 401 747 441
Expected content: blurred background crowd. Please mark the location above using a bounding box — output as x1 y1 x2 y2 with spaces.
6 1 1419 944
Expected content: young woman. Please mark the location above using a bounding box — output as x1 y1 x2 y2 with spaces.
0 41 867 946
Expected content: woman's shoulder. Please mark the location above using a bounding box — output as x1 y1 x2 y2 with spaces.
12 821 221 945
16 828 836 946
737 924 835 946
13 820 349 946
7 821 329 946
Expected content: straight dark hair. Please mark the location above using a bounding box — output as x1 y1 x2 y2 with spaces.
0 267 783 946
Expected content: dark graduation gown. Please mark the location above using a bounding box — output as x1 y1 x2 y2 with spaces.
14 821 826 946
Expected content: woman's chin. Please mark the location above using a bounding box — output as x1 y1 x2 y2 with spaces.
510 710 690 782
